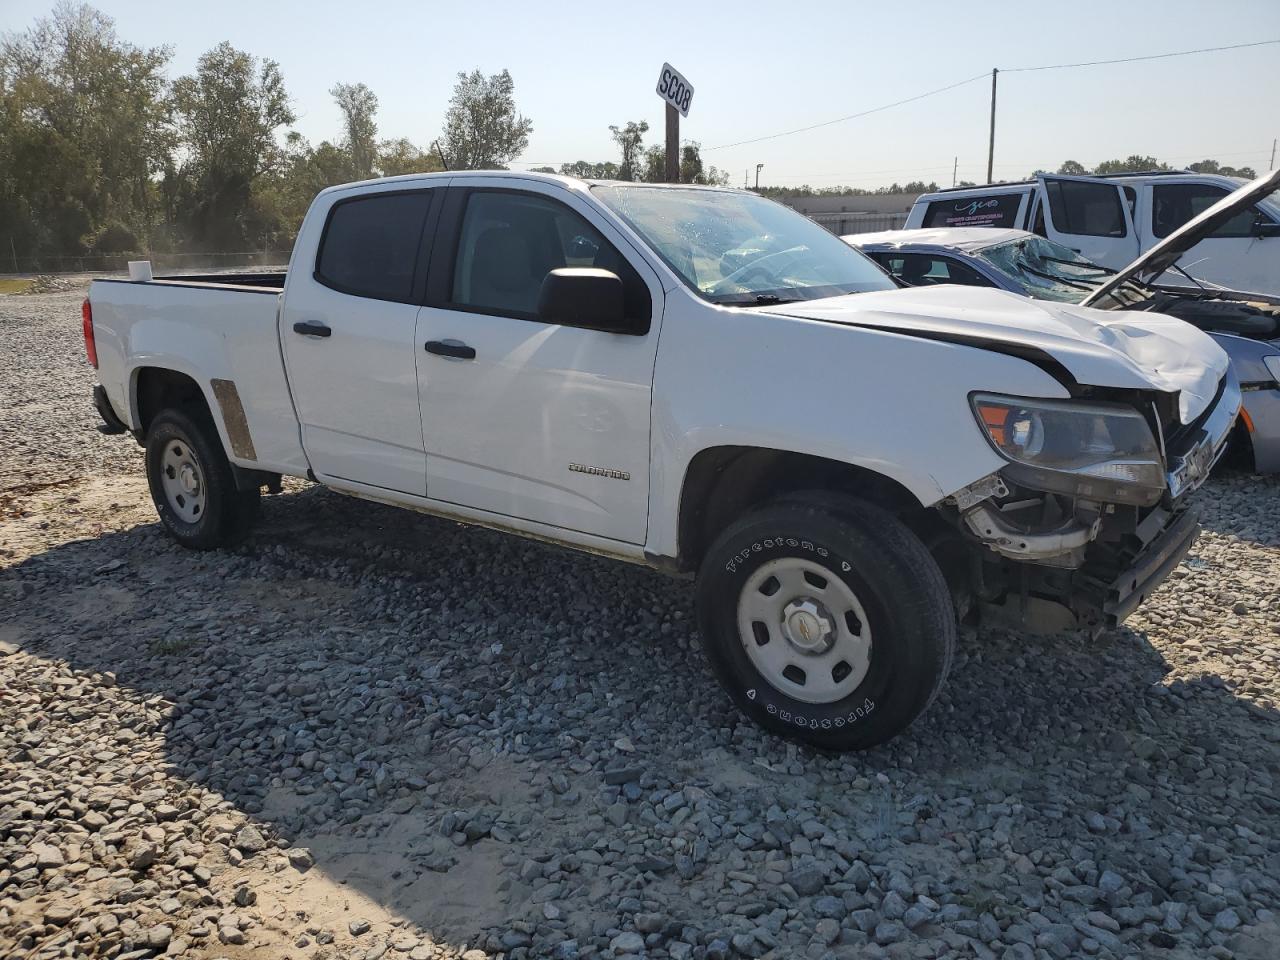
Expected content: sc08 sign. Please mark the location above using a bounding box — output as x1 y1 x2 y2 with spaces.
656 62 694 118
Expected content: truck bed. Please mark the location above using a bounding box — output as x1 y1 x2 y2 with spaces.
88 275 308 478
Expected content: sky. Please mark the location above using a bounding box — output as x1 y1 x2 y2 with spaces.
2 0 1278 189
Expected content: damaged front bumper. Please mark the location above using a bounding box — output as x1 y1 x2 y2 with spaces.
1100 505 1200 624
950 376 1239 631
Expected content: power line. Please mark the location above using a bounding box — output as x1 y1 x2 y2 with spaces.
1001 38 1280 73
705 72 991 151
705 39 1280 154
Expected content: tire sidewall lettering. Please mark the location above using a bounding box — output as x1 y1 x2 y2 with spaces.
722 533 878 730
761 695 875 730
725 536 827 574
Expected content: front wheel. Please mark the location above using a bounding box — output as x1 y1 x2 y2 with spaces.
145 408 259 550
696 496 955 751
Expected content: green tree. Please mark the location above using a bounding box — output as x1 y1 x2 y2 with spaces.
1057 160 1088 175
253 135 350 241
609 120 648 181
642 143 665 182
170 41 295 249
900 180 939 194
1093 155 1167 175
330 82 378 179
377 137 442 177
0 2 173 258
558 160 620 179
672 142 729 185
1189 159 1256 179
439 69 532 170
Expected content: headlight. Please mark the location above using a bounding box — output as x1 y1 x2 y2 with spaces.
1264 355 1280 384
971 394 1165 504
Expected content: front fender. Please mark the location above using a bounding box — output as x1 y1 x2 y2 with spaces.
645 301 1071 559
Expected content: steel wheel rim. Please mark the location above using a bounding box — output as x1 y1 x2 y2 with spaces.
160 440 206 524
736 557 873 704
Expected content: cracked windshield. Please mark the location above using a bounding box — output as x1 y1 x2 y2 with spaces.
981 235 1112 302
593 185 894 305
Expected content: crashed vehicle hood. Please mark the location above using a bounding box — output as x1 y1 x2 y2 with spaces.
1082 168 1280 305
769 284 1228 424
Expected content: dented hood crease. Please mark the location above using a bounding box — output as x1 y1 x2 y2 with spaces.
768 285 1227 423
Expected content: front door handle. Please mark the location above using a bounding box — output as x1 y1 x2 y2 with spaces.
425 339 476 360
293 321 332 338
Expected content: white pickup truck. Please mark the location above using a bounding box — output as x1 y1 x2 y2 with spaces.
85 172 1239 751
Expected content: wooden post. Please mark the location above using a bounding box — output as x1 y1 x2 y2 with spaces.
665 104 679 183
986 68 998 184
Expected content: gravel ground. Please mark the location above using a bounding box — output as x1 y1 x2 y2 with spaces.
2 285 1278 960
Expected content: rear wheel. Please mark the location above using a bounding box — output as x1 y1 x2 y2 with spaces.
696 496 955 751
145 408 259 550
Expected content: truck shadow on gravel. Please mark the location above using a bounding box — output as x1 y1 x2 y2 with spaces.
5 482 1279 957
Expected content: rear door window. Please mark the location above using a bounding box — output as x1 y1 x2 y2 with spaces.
315 191 433 302
1152 182 1258 238
923 193 1022 228
1043 180 1126 237
877 253 989 287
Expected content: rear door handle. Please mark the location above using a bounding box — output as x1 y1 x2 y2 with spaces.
293 321 331 338
425 339 476 360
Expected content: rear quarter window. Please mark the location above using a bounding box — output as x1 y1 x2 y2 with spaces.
315 191 433 302
923 193 1022 228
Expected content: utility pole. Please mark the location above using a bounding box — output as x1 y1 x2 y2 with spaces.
656 63 693 183
1271 138 1277 171
952 156 958 187
986 68 998 184
665 104 679 182
755 163 764 190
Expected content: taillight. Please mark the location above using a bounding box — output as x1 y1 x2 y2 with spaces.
82 298 97 368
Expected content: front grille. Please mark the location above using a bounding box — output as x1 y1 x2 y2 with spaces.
1162 375 1226 462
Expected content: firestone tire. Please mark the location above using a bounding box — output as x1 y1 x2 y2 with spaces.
145 408 259 551
696 496 955 752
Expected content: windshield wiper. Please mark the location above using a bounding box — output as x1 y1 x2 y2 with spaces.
717 293 802 306
1171 263 1208 293
1014 259 1098 292
1039 254 1113 276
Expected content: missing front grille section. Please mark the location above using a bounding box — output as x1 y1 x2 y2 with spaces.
210 378 257 461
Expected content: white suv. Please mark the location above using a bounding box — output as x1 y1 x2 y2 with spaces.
906 171 1280 294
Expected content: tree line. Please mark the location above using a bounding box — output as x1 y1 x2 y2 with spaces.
759 155 1259 199
533 121 731 188
0 4 723 263
0 5 534 259
2 5 1258 262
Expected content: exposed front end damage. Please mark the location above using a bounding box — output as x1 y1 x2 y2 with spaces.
939 376 1240 633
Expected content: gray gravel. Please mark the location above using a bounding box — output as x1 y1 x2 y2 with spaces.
2 286 1279 959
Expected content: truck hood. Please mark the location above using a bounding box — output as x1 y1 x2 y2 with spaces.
1082 168 1280 305
768 285 1227 423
